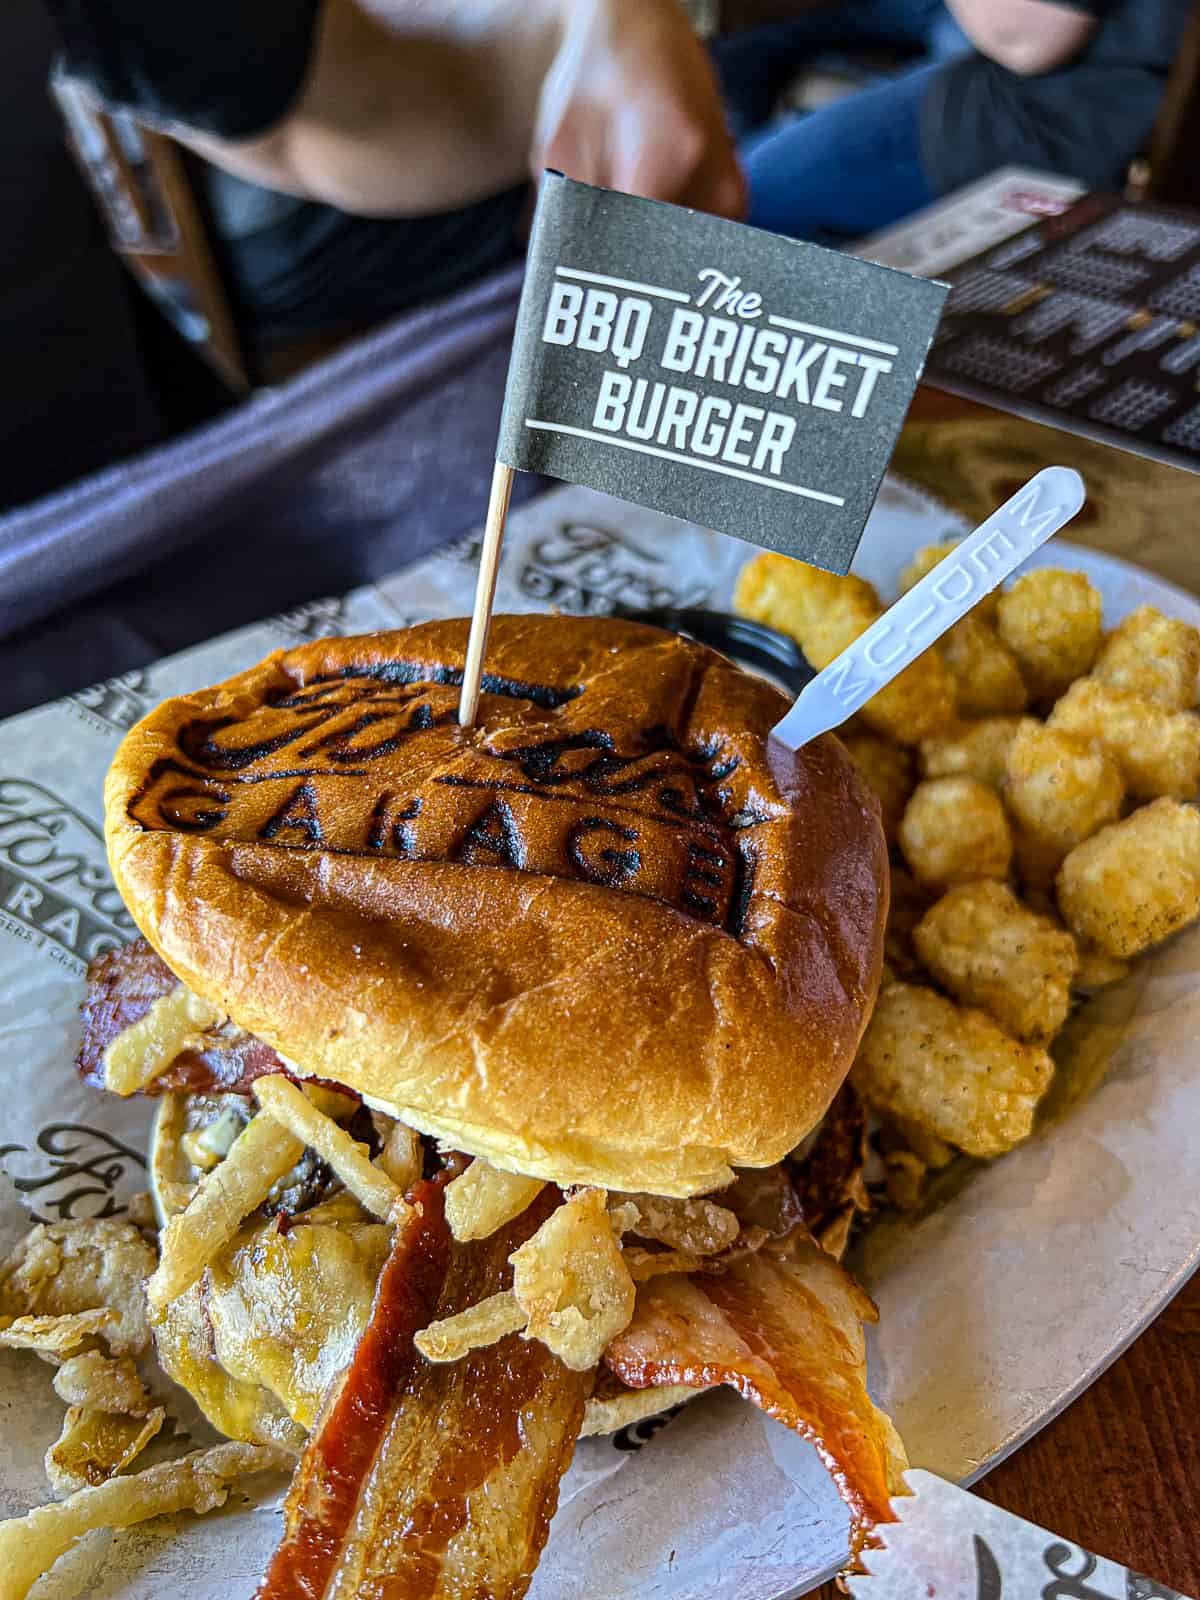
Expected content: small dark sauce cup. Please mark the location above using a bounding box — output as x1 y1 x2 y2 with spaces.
612 606 816 698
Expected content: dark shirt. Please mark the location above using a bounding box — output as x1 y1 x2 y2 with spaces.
48 0 527 348
921 0 1193 194
49 0 322 140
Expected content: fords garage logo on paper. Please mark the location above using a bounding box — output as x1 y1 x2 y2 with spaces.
0 778 138 972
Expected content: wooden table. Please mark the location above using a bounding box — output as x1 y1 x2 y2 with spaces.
893 388 1200 599
815 388 1200 1597
974 1273 1200 1592
810 1260 1200 1600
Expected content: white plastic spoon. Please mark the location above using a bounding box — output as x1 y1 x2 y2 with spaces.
770 466 1087 751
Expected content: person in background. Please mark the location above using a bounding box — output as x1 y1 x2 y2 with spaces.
48 0 743 367
713 0 1194 244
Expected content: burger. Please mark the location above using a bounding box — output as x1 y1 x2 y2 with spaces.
79 614 902 1593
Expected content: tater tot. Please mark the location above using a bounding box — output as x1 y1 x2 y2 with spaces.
899 541 959 596
996 569 1103 701
860 654 957 746
876 1111 954 1211
733 552 878 646
1003 721 1124 885
1056 798 1200 958
1092 605 1200 710
899 540 1000 624
734 551 956 743
898 776 1012 889
852 982 1054 1157
913 880 1078 1043
1048 677 1200 800
921 716 1034 788
939 615 1028 716
842 734 915 845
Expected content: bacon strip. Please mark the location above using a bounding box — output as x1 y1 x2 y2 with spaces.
257 1185 591 1600
77 940 292 1096
603 1228 906 1541
255 1178 452 1600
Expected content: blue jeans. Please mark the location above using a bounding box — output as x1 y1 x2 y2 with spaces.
711 0 970 242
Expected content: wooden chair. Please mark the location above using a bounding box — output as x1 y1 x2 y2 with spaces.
1134 3 1200 207
51 79 251 393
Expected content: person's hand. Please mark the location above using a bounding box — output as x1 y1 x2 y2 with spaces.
536 0 745 219
164 0 744 223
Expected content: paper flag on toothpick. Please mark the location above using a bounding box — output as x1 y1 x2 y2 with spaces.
462 171 948 725
850 1470 1192 1600
770 466 1086 751
498 173 948 576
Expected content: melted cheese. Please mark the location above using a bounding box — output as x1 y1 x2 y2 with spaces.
207 1196 390 1431
103 984 223 1096
155 1194 389 1446
157 1284 302 1451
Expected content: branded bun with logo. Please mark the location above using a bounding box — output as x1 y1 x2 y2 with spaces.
44 614 905 1595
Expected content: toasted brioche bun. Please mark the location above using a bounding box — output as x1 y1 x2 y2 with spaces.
106 617 886 1196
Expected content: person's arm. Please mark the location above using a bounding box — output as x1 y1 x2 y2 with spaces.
944 0 1098 75
156 0 744 220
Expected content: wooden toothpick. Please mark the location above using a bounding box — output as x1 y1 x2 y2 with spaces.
458 460 516 728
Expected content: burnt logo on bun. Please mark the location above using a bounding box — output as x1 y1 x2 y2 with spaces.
125 652 777 935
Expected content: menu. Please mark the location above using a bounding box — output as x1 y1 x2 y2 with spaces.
922 193 1200 472
855 166 1084 280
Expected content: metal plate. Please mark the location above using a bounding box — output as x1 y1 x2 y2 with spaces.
1 494 1196 1600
